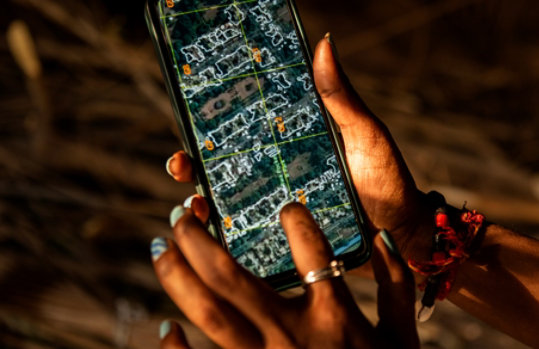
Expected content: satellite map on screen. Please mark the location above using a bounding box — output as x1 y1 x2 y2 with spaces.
159 0 363 277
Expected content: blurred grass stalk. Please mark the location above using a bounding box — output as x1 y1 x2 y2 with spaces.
7 19 51 157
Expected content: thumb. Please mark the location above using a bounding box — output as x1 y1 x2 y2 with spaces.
312 34 406 187
372 230 419 348
313 33 379 130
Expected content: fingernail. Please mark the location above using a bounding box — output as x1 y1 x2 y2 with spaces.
170 205 186 228
151 237 168 261
183 194 196 209
379 229 400 257
166 155 175 177
324 32 340 61
159 320 171 339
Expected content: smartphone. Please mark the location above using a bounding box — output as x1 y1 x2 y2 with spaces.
145 0 370 290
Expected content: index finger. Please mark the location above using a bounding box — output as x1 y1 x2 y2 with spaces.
280 203 351 299
171 207 287 331
279 203 374 333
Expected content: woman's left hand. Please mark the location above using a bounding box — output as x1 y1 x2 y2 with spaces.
151 201 419 348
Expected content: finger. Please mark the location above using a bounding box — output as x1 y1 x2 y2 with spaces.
279 203 334 279
183 194 210 224
313 34 379 130
372 230 419 348
313 34 417 235
279 203 353 300
166 151 193 182
160 320 190 349
279 203 375 344
170 207 286 331
151 237 263 348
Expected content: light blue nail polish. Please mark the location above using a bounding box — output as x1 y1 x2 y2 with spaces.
170 205 186 228
159 320 171 339
183 195 195 209
166 156 174 177
379 229 400 257
151 237 168 261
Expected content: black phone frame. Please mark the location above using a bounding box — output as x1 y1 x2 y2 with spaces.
145 0 371 291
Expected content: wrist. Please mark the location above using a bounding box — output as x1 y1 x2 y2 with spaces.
396 191 467 285
395 191 437 263
404 192 491 291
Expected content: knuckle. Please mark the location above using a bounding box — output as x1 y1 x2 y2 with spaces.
155 255 175 278
318 88 338 99
316 282 346 306
314 300 348 329
195 301 226 333
317 85 342 99
292 220 331 256
173 214 198 238
325 305 348 326
206 256 243 292
154 248 182 280
296 221 323 243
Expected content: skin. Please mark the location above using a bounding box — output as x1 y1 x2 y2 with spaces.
155 204 419 348
161 37 539 347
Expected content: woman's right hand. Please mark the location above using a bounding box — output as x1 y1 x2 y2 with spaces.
166 34 433 278
153 201 419 349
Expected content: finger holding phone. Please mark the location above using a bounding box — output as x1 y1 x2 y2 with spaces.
155 36 422 349
151 0 539 347
164 36 432 279
147 0 435 346
146 0 425 344
147 0 375 288
152 34 421 348
152 201 419 348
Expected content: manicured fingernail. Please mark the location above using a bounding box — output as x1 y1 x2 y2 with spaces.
379 229 400 257
159 320 171 339
151 237 168 261
183 194 196 209
324 32 340 61
166 156 175 177
170 205 186 228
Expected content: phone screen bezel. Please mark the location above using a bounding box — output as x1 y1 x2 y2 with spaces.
145 0 371 291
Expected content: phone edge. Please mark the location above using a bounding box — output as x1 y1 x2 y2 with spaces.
286 0 372 273
144 0 371 291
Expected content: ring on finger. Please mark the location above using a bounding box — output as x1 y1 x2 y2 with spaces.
302 260 345 286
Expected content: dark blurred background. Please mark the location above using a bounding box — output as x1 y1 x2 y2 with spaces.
0 0 537 348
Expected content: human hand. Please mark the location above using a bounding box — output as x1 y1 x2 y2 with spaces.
312 35 433 271
166 35 433 278
151 201 419 348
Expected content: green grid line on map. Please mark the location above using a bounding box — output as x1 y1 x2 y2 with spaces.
202 131 329 163
233 0 293 198
232 220 279 236
181 62 306 90
161 0 258 19
312 202 351 214
226 202 352 236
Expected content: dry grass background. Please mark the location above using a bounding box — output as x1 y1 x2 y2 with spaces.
0 0 537 348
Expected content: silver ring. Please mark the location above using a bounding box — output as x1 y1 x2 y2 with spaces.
302 260 345 286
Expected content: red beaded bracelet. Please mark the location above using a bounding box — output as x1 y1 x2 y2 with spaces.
408 192 486 321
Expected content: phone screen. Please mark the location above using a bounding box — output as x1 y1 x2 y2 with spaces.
153 0 365 278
